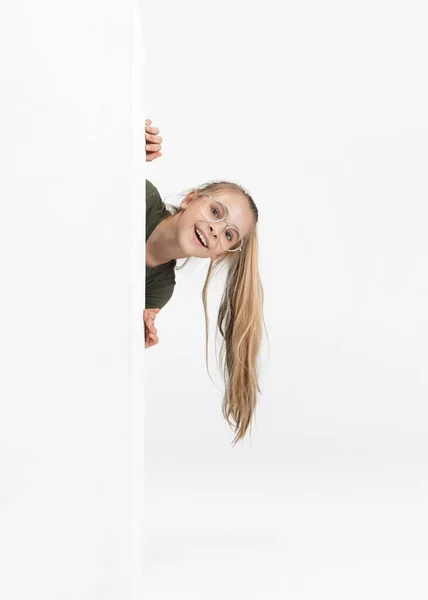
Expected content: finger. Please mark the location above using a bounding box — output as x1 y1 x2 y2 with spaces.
145 126 160 135
146 144 162 152
145 333 158 348
145 139 162 149
143 319 155 337
145 331 156 348
146 317 157 334
144 317 157 334
145 318 156 333
147 136 159 145
146 336 158 348
145 309 159 322
145 131 162 142
148 318 157 333
144 308 159 316
146 152 162 162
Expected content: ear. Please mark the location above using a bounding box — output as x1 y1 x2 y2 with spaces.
180 190 196 210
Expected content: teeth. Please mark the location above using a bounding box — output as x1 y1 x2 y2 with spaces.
195 228 208 248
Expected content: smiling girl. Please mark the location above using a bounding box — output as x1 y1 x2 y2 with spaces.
144 119 266 446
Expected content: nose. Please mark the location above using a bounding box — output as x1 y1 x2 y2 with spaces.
208 221 227 243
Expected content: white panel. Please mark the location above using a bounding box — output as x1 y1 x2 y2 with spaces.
0 1 145 598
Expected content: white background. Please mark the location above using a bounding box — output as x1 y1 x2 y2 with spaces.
0 1 146 599
143 1 428 598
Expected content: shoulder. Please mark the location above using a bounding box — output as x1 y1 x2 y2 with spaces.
145 178 170 239
146 179 161 200
146 179 167 219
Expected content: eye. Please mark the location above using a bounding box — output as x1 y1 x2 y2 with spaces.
211 207 219 218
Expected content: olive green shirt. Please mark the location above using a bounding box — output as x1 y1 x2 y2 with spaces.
145 179 176 310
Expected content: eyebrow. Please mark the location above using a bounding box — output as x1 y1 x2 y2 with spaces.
221 202 241 234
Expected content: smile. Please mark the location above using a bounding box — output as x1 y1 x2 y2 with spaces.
194 227 208 248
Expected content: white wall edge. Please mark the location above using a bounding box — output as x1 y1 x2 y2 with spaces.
129 1 146 597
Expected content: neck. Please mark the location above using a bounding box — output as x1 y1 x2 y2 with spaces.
146 214 187 267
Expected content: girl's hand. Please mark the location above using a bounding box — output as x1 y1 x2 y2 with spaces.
143 308 160 349
145 119 163 162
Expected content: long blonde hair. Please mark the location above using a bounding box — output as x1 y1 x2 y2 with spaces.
165 181 266 446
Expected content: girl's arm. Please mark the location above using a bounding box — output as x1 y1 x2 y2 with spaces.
144 118 163 349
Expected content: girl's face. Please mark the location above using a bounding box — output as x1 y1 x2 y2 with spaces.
178 190 255 260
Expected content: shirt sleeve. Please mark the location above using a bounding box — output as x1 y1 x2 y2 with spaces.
145 280 175 310
145 178 176 310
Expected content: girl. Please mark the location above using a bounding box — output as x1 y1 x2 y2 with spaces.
144 119 266 445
